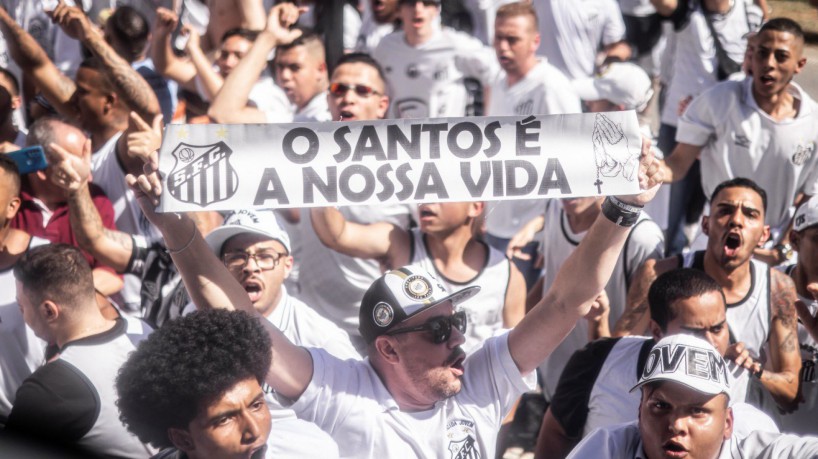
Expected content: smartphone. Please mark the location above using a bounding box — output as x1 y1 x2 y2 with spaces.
7 145 48 175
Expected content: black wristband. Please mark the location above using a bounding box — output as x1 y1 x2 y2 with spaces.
601 196 641 227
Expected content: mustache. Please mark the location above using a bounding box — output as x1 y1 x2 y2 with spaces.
445 347 466 366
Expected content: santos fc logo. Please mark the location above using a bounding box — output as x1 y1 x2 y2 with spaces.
167 142 238 207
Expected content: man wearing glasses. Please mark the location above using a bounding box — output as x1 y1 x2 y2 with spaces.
129 130 664 458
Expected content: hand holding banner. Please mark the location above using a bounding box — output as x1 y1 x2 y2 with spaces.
157 111 643 212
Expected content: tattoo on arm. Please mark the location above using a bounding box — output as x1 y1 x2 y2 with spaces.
103 228 134 251
771 271 798 334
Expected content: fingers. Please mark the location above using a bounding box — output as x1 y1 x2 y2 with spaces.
129 111 152 131
151 114 164 134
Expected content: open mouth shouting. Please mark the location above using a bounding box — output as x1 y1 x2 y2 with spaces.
662 440 689 458
243 279 264 303
722 231 742 258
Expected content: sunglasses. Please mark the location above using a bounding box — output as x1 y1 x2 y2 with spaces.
386 310 467 344
329 83 381 98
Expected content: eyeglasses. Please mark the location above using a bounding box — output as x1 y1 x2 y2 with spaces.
329 82 381 98
386 310 467 344
222 250 285 271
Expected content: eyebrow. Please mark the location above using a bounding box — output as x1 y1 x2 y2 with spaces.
205 392 265 424
680 319 727 333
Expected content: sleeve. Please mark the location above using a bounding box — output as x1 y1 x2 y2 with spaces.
460 333 536 422
455 50 501 87
675 88 719 146
600 0 627 46
5 361 98 443
550 338 620 439
733 431 818 459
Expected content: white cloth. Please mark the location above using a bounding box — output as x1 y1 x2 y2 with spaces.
407 228 510 353
569 421 813 459
534 0 627 79
462 0 517 45
296 205 413 338
0 236 48 418
539 201 664 398
355 9 399 54
289 332 536 459
374 27 489 119
482 58 581 239
266 416 340 458
617 0 657 17
294 91 332 122
660 0 761 126
677 77 818 231
195 72 294 123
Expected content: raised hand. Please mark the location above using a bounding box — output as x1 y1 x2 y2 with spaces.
264 2 306 46
48 139 92 192
615 136 663 207
48 0 94 42
127 111 163 164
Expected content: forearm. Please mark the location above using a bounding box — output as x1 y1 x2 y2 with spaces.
207 31 277 122
67 183 134 272
588 315 611 341
189 46 223 99
92 269 124 296
650 0 678 16
82 28 161 121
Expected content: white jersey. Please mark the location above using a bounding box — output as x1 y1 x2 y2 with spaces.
677 78 818 229
484 59 581 239
539 201 664 398
374 28 487 119
681 251 771 361
661 0 761 126
289 333 535 459
91 131 162 312
266 416 340 458
294 91 332 122
534 0 627 79
296 205 413 340
407 228 510 353
568 420 808 459
355 13 399 54
0 236 48 418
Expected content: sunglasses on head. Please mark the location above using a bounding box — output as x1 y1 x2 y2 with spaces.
386 310 467 344
329 82 381 98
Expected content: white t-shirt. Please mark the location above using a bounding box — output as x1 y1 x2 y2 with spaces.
91 132 162 312
539 201 664 398
535 0 627 80
483 58 582 239
661 0 761 126
408 228 510 353
294 91 332 123
296 204 413 339
676 78 818 230
266 416 340 458
0 236 48 418
569 421 814 459
374 27 489 119
289 332 535 459
355 11 399 55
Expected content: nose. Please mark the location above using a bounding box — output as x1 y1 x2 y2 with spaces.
240 411 262 444
667 414 689 436
448 321 466 348
242 255 261 273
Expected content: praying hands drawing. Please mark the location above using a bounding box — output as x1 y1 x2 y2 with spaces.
591 113 639 192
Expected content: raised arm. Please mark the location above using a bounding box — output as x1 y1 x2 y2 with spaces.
208 3 303 123
0 6 78 118
508 139 663 375
49 2 160 122
762 270 802 408
151 7 201 93
126 160 313 401
612 257 677 336
309 206 410 269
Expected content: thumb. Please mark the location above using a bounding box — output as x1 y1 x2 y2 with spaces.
82 138 92 162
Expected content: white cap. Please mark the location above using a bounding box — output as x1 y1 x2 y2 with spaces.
573 62 654 112
205 209 291 255
630 335 731 398
794 195 818 232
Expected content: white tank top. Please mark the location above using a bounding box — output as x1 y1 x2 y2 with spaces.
408 228 510 353
681 251 771 361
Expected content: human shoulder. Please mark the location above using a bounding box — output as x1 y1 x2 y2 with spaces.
440 27 485 50
566 420 641 459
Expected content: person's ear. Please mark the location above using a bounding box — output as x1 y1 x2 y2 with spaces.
758 225 771 247
377 95 389 119
468 201 485 218
790 230 801 252
281 255 294 279
4 195 20 220
723 405 733 439
374 335 400 364
649 320 663 342
168 427 195 453
41 300 60 322
701 214 710 237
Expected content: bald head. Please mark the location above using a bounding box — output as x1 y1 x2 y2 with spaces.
27 117 87 158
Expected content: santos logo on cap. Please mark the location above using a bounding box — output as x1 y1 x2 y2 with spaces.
631 335 731 397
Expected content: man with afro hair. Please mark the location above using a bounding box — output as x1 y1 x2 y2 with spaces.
116 309 339 458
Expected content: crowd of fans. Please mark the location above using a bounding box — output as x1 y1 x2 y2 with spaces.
0 0 817 458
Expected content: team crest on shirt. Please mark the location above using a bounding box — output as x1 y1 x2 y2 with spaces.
167 142 238 207
792 141 815 166
446 419 480 459
732 134 751 149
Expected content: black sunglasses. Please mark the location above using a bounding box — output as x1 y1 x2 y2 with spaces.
329 82 381 98
386 310 467 344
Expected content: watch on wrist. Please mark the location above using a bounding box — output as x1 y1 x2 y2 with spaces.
775 243 793 262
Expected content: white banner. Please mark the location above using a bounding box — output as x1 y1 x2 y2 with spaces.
157 112 642 212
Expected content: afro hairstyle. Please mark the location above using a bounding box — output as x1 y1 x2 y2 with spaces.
115 309 272 448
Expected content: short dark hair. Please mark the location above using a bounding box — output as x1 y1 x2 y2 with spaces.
276 27 323 53
648 268 725 331
221 28 260 44
116 309 272 448
13 244 96 310
0 66 20 96
710 177 767 213
78 57 116 93
759 18 804 42
333 52 388 89
0 154 21 197
108 6 150 62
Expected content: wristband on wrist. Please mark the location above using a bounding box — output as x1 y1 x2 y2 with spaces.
601 196 642 227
